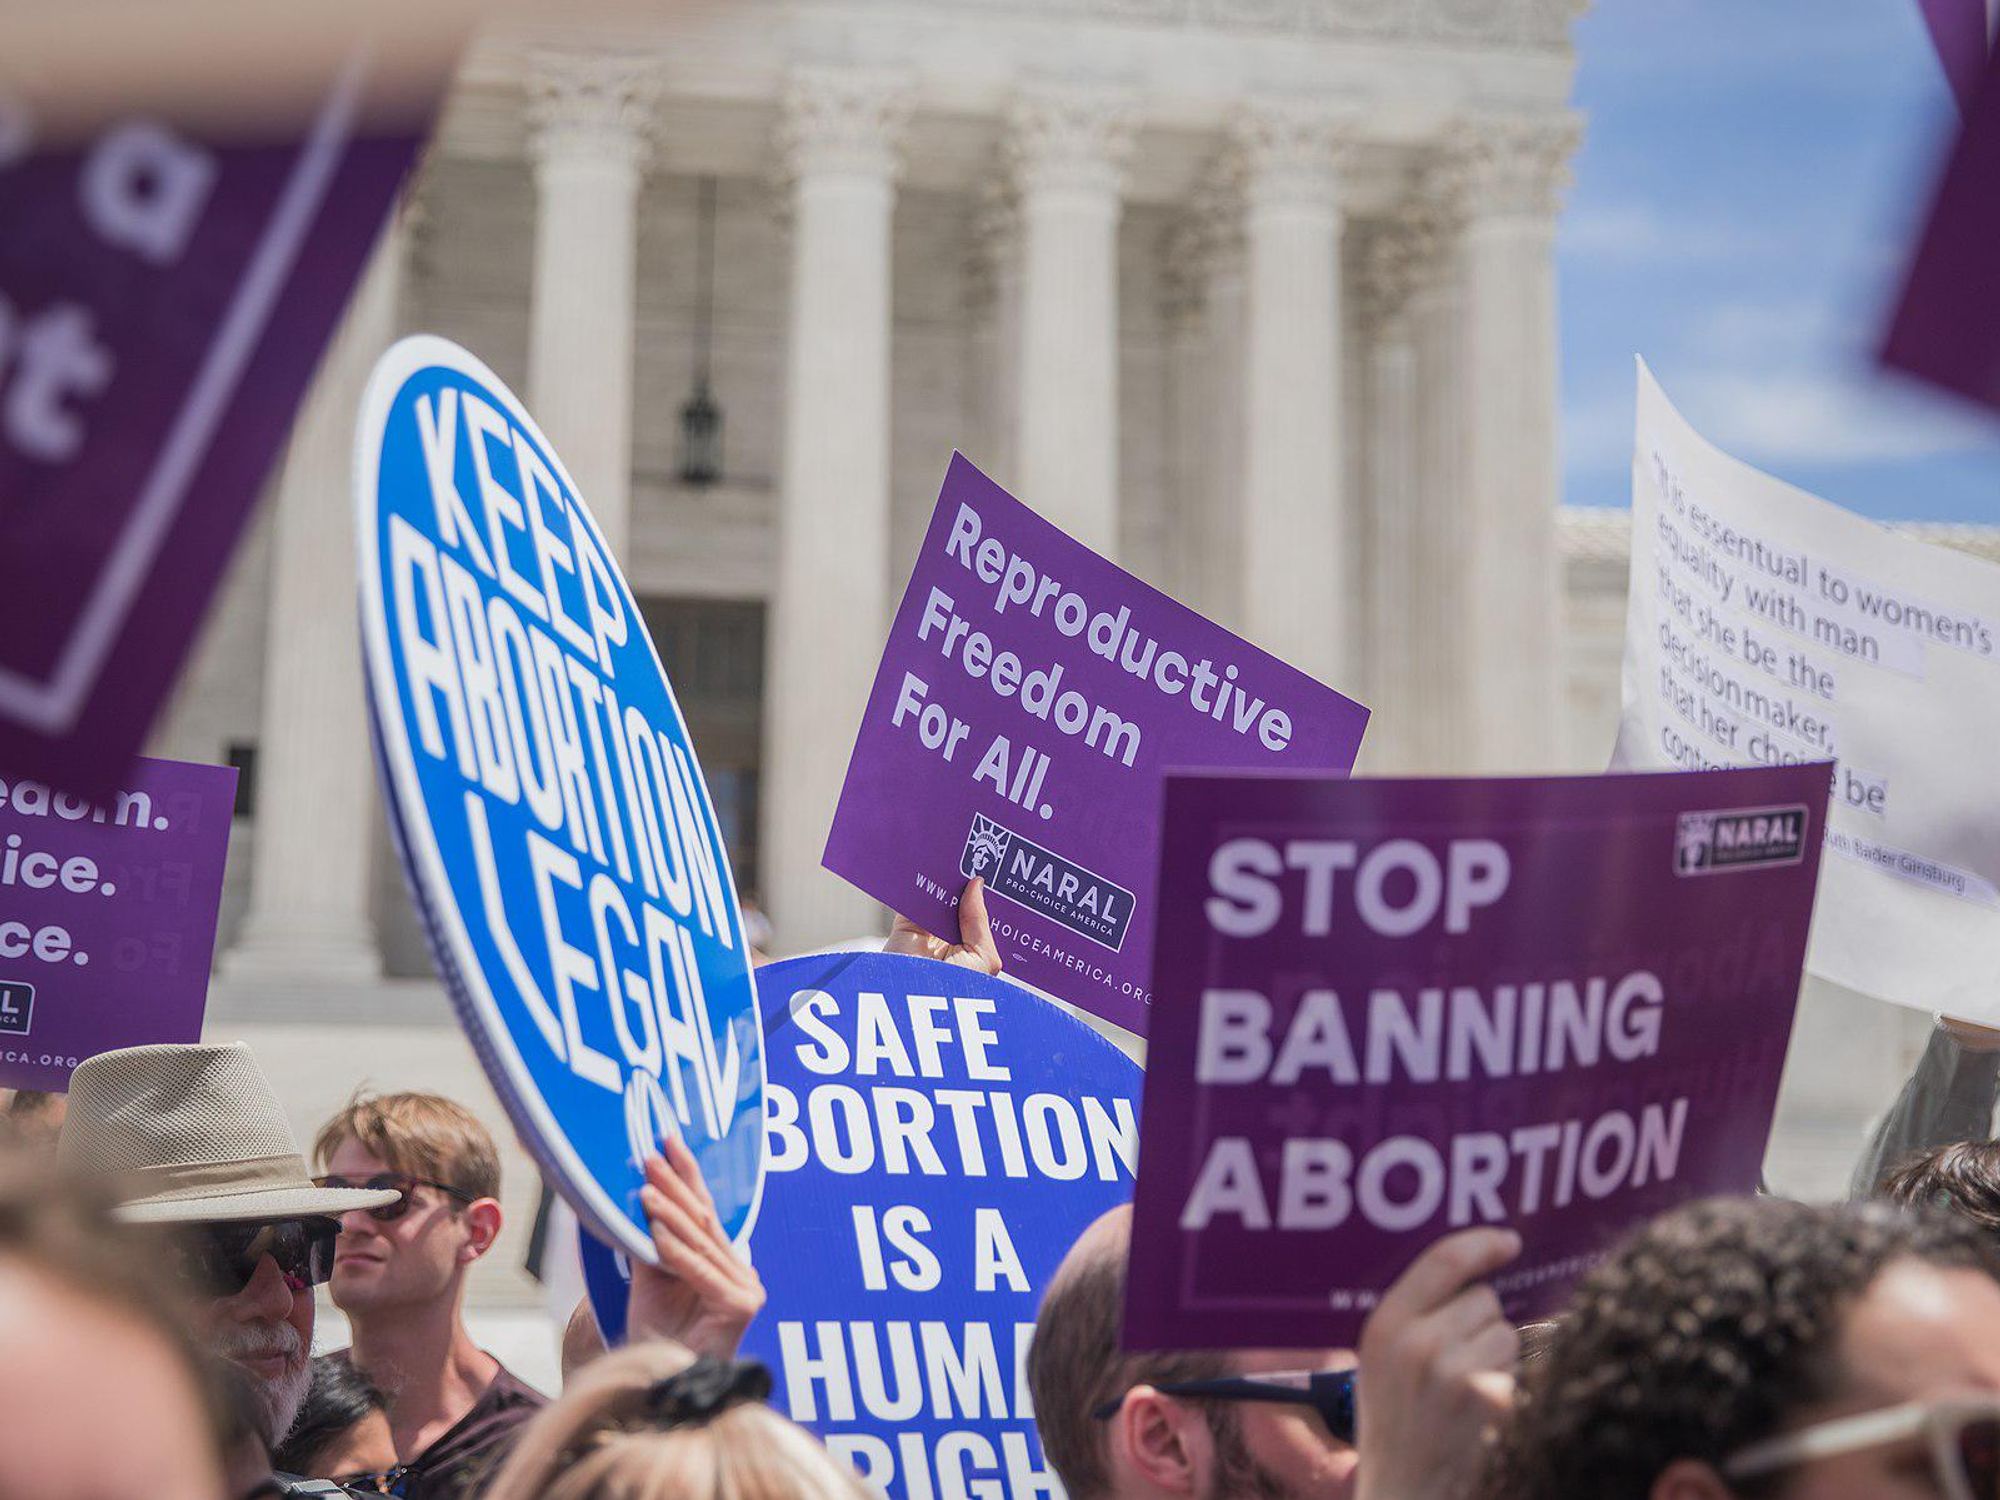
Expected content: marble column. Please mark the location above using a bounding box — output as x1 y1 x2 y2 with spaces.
1004 85 1132 554
1405 185 1471 773
526 52 654 561
1355 217 1421 772
964 182 1022 482
1234 102 1353 692
761 68 909 951
1186 171 1249 631
223 220 404 980
1447 114 1578 772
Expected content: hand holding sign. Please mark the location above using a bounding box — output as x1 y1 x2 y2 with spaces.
883 877 1003 975
1356 1228 1522 1500
630 1135 766 1360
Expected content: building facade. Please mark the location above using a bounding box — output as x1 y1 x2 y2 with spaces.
156 0 1589 972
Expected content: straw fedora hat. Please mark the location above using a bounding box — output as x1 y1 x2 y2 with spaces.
58 1042 400 1224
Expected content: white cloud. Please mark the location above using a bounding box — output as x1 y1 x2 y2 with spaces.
1565 362 2000 494
1560 202 1785 267
1675 369 2000 465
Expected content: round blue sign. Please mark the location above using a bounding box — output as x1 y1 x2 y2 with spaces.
357 336 764 1261
585 952 1140 1500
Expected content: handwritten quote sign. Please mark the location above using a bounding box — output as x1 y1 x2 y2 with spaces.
1613 361 2000 1022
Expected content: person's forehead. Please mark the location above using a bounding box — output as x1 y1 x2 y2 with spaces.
1836 1261 2000 1407
1229 1347 1356 1376
324 1137 394 1173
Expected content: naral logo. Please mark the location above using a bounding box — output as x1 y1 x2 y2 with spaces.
960 814 1135 951
0 982 33 1037
1675 804 1810 876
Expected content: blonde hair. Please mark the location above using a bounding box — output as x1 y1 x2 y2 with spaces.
482 1341 873 1500
312 1090 500 1202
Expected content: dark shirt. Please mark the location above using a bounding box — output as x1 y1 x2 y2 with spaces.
329 1353 547 1500
400 1362 546 1500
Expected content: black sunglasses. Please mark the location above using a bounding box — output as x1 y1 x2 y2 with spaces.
332 1463 411 1495
1093 1368 1359 1446
176 1218 338 1297
314 1172 475 1223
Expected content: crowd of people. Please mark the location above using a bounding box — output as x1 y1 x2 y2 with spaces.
4 883 2000 1500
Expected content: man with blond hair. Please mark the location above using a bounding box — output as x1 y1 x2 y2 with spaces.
313 1090 545 1500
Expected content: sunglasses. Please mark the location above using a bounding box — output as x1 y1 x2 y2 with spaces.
314 1172 476 1223
1093 1368 1359 1447
332 1463 411 1495
175 1218 338 1298
1725 1396 2000 1500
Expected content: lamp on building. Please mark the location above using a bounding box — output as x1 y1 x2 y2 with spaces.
677 175 723 487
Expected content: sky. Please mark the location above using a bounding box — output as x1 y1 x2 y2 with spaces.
1560 1 2000 522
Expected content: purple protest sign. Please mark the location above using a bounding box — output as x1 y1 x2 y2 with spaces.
0 755 234 1092
1882 30 2000 413
1123 766 1830 1351
0 56 434 792
1916 0 1993 113
824 454 1369 1034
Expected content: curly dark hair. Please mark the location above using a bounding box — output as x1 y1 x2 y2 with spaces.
1880 1140 2000 1240
1484 1196 2000 1500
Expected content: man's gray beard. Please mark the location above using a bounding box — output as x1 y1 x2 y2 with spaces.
210 1322 311 1445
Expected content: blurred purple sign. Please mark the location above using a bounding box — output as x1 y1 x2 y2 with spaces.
1883 24 2000 412
0 755 235 1092
0 55 429 791
824 454 1369 1034
1123 766 1829 1351
1917 0 1993 113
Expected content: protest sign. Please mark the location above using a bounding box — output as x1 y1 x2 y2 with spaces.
357 335 764 1264
824 454 1370 1035
0 755 234 1091
1612 361 2000 1022
1882 29 2000 415
0 55 435 792
584 951 1141 1500
1915 0 1993 112
1123 766 1828 1350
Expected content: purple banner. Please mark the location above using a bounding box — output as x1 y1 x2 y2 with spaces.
1882 30 2000 412
823 454 1369 1033
1917 0 1992 113
1123 766 1829 1350
0 57 431 792
0 755 235 1092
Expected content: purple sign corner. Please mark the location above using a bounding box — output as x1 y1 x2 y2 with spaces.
0 754 236 1092
822 452 1370 1034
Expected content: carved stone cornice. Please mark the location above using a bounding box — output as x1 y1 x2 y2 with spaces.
775 65 913 184
1003 84 1136 200
525 51 657 172
1353 217 1424 336
963 176 1020 317
769 0 1583 50
1230 99 1357 214
1439 112 1582 219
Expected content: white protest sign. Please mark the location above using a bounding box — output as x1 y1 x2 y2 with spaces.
1611 359 2000 1023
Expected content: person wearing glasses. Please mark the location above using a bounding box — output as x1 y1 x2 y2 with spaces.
1028 1202 1524 1500
1484 1196 2000 1500
310 1090 547 1500
55 1042 402 1473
